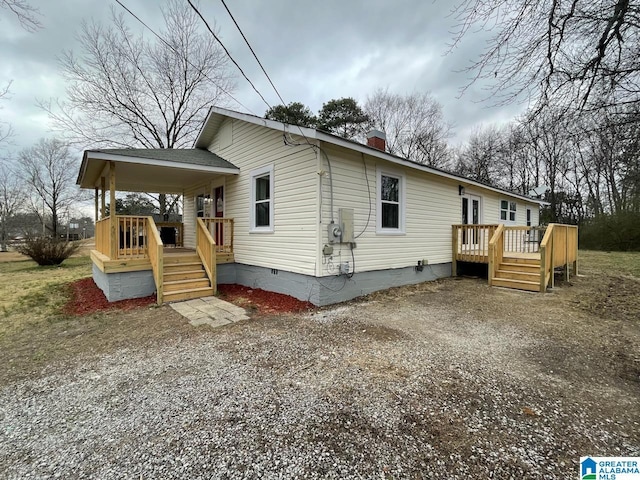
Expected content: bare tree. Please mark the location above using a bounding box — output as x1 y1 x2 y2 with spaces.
0 81 13 147
39 0 234 214
454 125 504 185
19 139 80 237
364 89 452 168
450 0 640 114
0 162 25 250
0 0 41 32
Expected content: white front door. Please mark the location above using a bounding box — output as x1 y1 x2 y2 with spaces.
461 194 481 246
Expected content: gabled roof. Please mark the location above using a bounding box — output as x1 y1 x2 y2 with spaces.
88 148 238 169
195 106 549 206
77 148 239 193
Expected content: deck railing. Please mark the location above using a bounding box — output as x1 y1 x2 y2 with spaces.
452 224 499 260
201 217 234 254
502 226 546 254
147 217 164 304
196 218 217 293
117 215 149 258
539 223 579 290
488 224 505 287
95 217 111 256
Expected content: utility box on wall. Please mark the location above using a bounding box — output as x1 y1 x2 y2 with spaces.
339 208 354 243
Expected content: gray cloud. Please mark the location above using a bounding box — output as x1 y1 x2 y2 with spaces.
0 0 526 157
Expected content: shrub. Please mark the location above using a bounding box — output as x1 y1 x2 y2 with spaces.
579 212 640 251
16 236 80 266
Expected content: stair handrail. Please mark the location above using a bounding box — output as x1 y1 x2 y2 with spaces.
539 223 555 292
147 216 164 304
196 218 217 293
488 224 505 286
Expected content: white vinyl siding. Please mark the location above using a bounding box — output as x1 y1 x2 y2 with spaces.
319 145 460 275
482 190 540 227
207 119 318 275
183 183 211 249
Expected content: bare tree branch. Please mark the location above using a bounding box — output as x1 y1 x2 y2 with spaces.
449 0 640 114
0 0 42 32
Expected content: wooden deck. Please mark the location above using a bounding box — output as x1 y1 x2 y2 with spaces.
456 249 539 264
452 223 578 292
92 215 234 303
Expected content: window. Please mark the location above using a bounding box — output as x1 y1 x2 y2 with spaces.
250 165 274 232
196 194 210 218
500 200 516 222
377 170 405 234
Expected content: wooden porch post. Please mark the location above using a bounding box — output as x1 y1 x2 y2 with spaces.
94 187 99 222
564 225 570 281
100 177 106 219
109 162 117 260
451 226 458 277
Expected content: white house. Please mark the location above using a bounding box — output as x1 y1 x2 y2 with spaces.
78 106 577 306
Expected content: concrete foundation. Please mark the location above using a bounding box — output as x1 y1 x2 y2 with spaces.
92 262 451 306
92 264 156 302
217 262 451 306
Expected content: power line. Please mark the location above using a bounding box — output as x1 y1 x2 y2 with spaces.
219 0 286 106
113 0 255 115
186 0 273 110
216 0 319 149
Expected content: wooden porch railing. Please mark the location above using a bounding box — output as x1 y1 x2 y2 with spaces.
95 217 110 256
488 224 504 287
502 226 547 254
201 217 234 254
94 215 164 303
117 215 149 258
147 217 164 304
539 223 579 291
196 218 217 293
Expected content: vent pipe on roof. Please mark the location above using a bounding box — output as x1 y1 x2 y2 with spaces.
366 129 386 151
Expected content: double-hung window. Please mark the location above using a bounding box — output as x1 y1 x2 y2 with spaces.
250 165 274 232
377 170 405 234
500 200 516 222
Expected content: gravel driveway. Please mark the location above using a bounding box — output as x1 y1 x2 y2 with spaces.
1 277 639 479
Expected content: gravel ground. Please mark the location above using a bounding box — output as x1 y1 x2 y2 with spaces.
1 276 639 479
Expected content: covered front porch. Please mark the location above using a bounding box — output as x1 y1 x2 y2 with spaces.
452 223 578 292
77 148 239 304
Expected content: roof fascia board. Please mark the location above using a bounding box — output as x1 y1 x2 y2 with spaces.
85 151 240 175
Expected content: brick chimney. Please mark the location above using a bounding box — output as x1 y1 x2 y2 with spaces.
366 129 386 151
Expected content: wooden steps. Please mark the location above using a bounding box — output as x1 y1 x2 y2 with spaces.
162 253 214 303
491 256 542 292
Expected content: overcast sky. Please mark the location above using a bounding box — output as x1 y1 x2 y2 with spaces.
0 0 526 160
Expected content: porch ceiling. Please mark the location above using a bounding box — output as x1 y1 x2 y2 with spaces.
78 149 240 194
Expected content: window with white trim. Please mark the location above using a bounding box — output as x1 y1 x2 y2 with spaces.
377 170 405 234
250 165 274 232
500 200 516 222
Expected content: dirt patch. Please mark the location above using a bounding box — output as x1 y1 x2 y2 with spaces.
218 283 315 315
64 277 156 316
0 250 639 479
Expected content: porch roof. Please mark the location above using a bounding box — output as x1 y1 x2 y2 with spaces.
77 148 240 194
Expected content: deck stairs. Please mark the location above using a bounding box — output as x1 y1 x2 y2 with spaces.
162 253 214 302
491 255 541 292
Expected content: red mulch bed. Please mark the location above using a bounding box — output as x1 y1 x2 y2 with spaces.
217 284 314 315
64 277 156 316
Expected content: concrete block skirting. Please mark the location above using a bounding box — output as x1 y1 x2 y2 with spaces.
217 262 452 306
92 264 156 302
92 262 451 306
